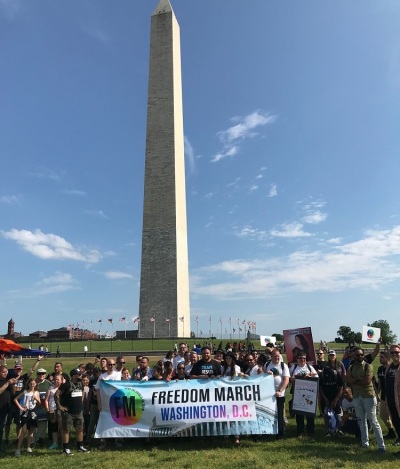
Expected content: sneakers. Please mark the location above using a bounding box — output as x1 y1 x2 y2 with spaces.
377 447 386 455
336 430 344 437
15 450 21 457
78 446 90 453
49 442 59 450
63 448 74 456
394 438 400 446
26 447 32 453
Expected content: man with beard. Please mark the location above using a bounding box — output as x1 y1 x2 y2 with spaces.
190 346 221 379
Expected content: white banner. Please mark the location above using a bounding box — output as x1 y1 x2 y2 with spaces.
96 375 277 438
362 325 381 343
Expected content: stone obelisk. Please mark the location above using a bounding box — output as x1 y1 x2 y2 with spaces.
138 0 190 338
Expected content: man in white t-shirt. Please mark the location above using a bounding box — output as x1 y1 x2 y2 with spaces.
95 359 121 450
172 343 188 371
289 352 318 438
265 349 290 439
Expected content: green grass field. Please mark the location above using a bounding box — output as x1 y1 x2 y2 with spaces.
0 349 393 468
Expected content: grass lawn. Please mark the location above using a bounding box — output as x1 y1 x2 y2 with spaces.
1 352 393 468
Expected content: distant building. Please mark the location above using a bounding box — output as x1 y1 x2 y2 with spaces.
47 327 97 340
115 330 138 340
29 330 48 339
3 318 23 339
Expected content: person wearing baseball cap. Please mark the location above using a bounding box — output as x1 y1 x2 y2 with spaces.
35 368 52 446
54 368 89 456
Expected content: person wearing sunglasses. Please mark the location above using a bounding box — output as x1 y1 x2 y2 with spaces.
115 356 126 373
346 347 385 454
384 345 400 448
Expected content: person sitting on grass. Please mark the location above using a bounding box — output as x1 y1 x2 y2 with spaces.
340 387 361 439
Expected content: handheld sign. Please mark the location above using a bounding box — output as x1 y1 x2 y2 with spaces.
362 325 381 344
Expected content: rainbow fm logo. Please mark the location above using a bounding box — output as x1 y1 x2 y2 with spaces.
367 329 374 339
109 388 144 426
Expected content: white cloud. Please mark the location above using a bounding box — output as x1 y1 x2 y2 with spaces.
211 110 277 163
211 145 239 163
184 136 199 174
249 185 258 193
218 111 277 143
327 237 342 244
303 210 327 224
256 174 264 179
9 271 79 297
104 271 133 280
192 225 400 299
234 225 269 241
270 223 313 238
268 184 277 198
1 228 102 263
0 195 20 204
33 272 79 295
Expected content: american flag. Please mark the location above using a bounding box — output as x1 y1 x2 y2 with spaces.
107 318 113 324
179 317 184 322
195 316 199 323
150 317 155 322
97 319 102 323
165 318 170 322
133 317 140 323
119 317 126 322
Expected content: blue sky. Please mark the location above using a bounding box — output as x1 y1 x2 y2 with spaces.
1 0 400 342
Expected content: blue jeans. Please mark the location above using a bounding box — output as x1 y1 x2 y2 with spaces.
353 396 384 448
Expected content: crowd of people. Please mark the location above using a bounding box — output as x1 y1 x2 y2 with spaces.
1 339 400 457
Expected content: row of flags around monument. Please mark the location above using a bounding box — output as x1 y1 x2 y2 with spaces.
68 316 256 331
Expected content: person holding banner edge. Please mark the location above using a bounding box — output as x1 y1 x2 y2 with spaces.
265 349 289 439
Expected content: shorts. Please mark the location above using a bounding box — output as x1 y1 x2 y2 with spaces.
60 411 84 432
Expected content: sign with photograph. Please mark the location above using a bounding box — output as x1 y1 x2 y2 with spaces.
283 327 316 365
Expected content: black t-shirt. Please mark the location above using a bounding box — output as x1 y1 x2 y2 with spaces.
316 360 328 373
385 364 399 404
6 371 29 408
0 378 14 411
377 365 387 400
59 380 83 414
190 359 221 377
320 368 344 401
88 377 98 406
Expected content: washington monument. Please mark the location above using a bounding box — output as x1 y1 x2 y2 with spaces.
138 0 191 338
